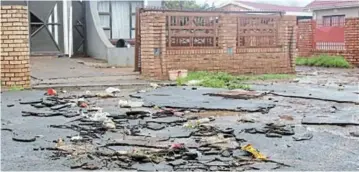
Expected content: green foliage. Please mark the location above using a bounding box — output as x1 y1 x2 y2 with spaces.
296 55 351 68
177 71 294 90
9 85 24 91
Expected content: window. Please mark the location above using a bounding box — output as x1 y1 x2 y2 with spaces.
322 15 345 26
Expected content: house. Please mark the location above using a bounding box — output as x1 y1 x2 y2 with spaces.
1 0 162 67
304 0 359 26
217 0 312 20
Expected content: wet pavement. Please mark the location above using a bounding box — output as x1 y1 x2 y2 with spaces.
1 66 359 171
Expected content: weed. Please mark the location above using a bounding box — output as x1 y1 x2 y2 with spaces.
9 85 24 91
296 55 351 68
177 71 294 89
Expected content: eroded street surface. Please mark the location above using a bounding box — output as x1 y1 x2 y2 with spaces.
1 66 359 171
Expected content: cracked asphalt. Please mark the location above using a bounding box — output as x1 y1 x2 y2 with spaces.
1 66 359 171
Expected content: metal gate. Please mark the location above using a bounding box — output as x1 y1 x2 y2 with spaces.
72 1 86 55
134 8 141 72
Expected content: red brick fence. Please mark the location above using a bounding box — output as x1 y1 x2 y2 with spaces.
135 9 297 80
297 18 359 66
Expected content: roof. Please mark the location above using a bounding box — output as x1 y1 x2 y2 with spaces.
217 0 312 16
234 1 305 12
305 0 359 10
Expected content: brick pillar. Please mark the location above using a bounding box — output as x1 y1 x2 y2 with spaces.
218 13 237 72
344 18 359 66
297 19 314 57
279 16 297 73
0 5 30 89
140 12 166 79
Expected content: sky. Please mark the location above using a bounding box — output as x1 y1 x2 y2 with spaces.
196 0 314 7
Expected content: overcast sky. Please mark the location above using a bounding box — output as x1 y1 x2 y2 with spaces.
196 0 314 7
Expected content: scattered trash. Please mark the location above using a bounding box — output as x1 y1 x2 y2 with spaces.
118 99 144 108
61 90 67 93
183 117 215 128
170 143 185 150
105 87 121 95
55 138 65 148
279 115 294 121
47 88 57 96
241 144 267 160
87 111 110 121
150 83 159 89
85 90 91 95
293 133 313 141
349 131 359 137
70 135 83 141
102 119 116 129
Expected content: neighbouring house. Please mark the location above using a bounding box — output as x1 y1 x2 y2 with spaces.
296 1 359 66
305 0 359 25
217 0 313 20
1 0 162 67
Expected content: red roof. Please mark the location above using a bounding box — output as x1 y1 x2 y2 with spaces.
235 0 305 12
305 0 359 9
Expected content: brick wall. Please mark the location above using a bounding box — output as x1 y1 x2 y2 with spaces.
0 5 30 88
139 11 297 80
297 19 314 57
297 18 359 66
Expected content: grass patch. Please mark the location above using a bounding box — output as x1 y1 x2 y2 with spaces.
177 71 294 90
296 55 351 68
9 85 24 91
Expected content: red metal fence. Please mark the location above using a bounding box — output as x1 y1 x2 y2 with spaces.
313 20 345 50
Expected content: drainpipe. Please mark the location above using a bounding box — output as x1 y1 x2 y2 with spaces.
63 0 69 56
69 5 73 58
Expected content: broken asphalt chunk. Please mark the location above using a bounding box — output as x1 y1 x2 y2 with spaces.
50 104 71 110
19 99 43 104
293 133 313 141
12 136 36 142
146 122 166 130
350 131 359 137
204 89 266 99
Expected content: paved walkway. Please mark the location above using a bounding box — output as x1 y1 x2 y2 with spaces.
30 56 152 89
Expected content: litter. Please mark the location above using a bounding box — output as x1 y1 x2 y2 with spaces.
170 143 185 150
47 88 57 96
183 117 215 128
55 138 65 148
102 119 116 129
118 99 144 108
105 87 121 95
279 115 294 121
241 144 267 160
70 135 83 141
150 83 159 89
293 133 313 141
85 111 110 121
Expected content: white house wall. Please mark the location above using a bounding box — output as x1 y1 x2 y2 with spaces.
111 1 130 39
314 7 359 20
